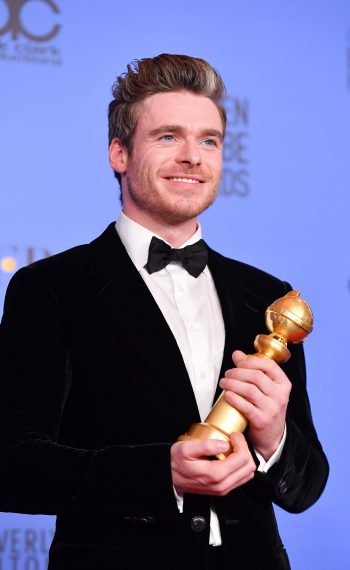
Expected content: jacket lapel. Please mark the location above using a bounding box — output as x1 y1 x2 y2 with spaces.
87 225 270 424
88 223 200 424
207 247 270 405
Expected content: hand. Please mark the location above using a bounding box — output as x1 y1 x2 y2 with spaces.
171 432 256 496
220 350 291 460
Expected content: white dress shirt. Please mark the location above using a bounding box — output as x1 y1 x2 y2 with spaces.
115 211 286 546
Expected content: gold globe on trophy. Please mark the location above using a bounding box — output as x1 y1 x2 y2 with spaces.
178 290 314 459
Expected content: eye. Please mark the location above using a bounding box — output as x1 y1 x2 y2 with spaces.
202 139 218 147
160 134 176 142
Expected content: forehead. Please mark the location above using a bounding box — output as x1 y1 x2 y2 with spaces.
136 91 223 133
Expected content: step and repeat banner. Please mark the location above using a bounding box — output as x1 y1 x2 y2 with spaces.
1 1 349 568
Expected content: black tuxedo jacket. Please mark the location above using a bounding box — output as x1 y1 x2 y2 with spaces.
0 223 328 570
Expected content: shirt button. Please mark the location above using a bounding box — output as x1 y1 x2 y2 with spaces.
190 516 207 532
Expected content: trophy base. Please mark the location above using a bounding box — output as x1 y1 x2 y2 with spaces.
178 422 232 460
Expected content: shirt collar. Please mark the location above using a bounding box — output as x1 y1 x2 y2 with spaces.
115 211 210 276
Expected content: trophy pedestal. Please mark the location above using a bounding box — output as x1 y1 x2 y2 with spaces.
178 393 248 459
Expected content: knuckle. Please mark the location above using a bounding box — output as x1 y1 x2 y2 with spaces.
172 442 183 458
223 379 234 392
265 358 274 370
249 409 261 425
257 369 266 381
211 470 224 485
216 482 229 496
280 395 289 408
259 418 269 430
250 458 257 471
247 384 258 399
178 444 189 459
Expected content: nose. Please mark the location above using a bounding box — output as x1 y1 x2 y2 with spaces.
176 138 202 166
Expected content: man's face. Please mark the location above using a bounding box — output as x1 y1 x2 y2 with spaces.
117 91 224 226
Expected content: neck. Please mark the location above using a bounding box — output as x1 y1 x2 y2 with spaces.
122 208 198 248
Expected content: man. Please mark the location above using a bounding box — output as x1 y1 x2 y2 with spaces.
0 54 328 570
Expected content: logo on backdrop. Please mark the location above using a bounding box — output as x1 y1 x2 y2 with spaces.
0 244 50 274
0 244 51 307
0 526 54 570
220 96 250 198
0 0 62 65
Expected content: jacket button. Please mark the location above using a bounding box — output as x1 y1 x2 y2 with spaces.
191 516 207 532
277 480 288 495
139 516 155 525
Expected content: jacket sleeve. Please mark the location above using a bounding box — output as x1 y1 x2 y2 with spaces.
249 283 329 513
0 266 179 519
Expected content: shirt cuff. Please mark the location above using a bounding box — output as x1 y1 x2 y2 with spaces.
255 425 287 473
173 486 184 513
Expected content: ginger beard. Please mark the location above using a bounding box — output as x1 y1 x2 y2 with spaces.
124 163 221 225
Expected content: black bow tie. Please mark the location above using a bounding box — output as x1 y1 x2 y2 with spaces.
146 236 208 278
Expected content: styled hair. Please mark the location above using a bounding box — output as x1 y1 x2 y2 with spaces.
108 53 227 185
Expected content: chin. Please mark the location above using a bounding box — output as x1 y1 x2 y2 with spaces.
162 200 215 223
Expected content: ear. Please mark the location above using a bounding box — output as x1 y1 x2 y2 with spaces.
109 138 129 174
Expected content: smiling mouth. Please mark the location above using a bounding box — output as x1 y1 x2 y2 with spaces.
166 177 203 184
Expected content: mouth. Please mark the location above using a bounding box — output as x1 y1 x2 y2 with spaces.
165 176 204 184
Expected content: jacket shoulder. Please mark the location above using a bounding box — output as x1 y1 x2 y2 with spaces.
15 223 117 281
30 242 90 276
2 224 117 313
208 247 291 302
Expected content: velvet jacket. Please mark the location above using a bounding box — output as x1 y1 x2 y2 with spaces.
0 223 329 570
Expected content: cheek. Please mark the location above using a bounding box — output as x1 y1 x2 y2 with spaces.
206 154 222 175
137 153 161 177
214 155 223 173
129 157 150 183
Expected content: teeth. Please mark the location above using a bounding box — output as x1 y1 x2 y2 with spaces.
168 177 200 183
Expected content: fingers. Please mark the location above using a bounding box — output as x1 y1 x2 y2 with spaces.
223 350 291 404
223 369 274 398
171 435 256 497
223 388 279 432
229 431 250 453
232 349 246 366
232 350 290 385
207 433 256 495
220 369 290 425
174 438 231 460
222 350 291 460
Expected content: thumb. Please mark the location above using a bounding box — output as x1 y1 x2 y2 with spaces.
232 350 247 367
229 431 248 453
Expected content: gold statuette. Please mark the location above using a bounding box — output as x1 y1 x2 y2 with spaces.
178 290 313 459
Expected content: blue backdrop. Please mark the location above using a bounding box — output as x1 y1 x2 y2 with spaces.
1 1 349 568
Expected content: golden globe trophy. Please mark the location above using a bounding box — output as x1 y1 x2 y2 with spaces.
178 290 314 459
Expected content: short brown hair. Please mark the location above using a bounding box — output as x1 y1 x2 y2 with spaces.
108 53 227 185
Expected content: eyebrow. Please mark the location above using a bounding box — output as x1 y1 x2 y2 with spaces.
148 124 224 142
